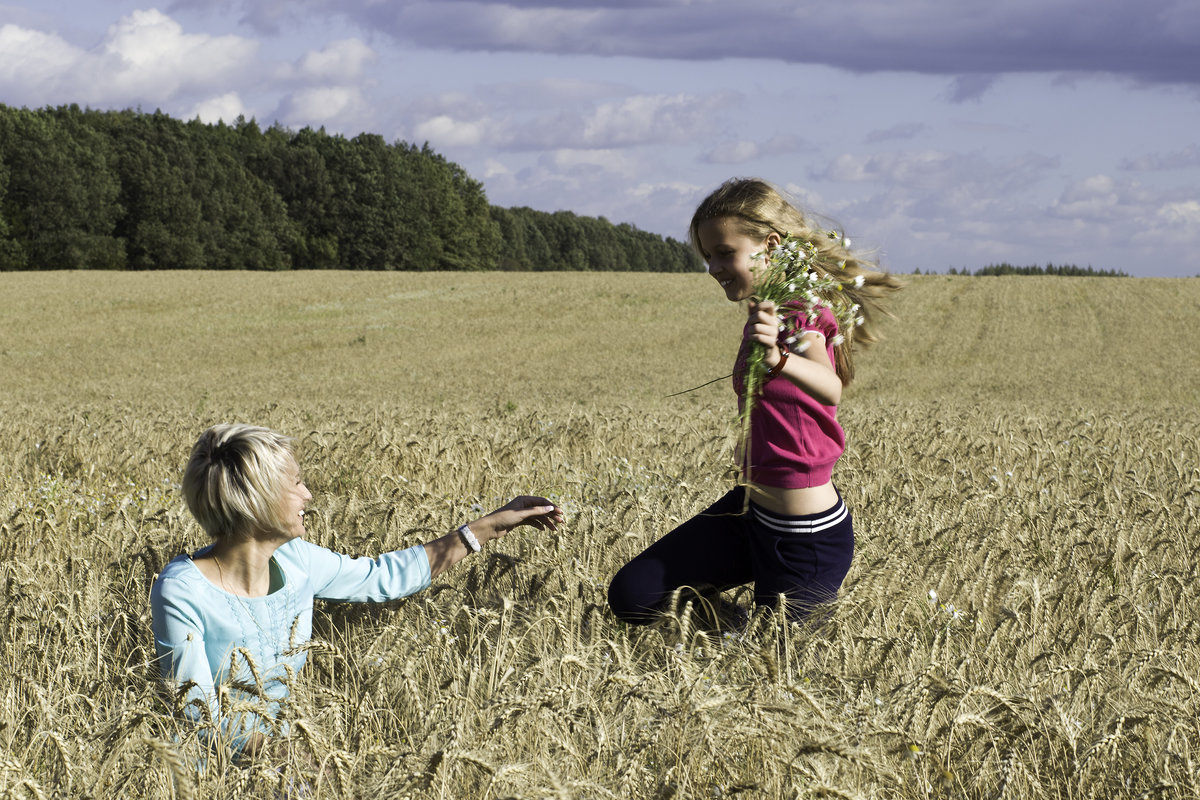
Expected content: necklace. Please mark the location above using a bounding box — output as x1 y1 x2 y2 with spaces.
213 554 279 650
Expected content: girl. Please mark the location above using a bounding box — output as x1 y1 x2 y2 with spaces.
607 178 900 625
151 423 564 760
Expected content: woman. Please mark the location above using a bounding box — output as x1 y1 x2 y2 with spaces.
151 423 563 758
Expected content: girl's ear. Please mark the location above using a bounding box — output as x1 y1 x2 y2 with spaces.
764 231 782 250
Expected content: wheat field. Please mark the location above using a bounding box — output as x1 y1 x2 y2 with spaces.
1 271 1198 799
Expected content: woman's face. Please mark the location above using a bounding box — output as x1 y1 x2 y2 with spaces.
276 458 312 539
696 217 778 302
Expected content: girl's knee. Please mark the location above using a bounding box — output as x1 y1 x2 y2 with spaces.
606 568 660 625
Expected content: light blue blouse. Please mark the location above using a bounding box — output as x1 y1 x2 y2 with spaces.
150 538 431 751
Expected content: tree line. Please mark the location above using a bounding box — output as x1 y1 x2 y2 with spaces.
933 263 1130 277
0 104 701 272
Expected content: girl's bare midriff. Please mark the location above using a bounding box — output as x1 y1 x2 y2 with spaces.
748 480 839 516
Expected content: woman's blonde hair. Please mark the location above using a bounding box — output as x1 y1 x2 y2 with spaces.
690 177 902 385
182 424 296 539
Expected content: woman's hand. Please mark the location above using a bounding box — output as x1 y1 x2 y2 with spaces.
425 496 564 577
469 496 564 544
747 300 785 369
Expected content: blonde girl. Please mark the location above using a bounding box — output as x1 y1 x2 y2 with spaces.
608 177 900 624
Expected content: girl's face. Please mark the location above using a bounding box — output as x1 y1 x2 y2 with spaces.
696 217 778 302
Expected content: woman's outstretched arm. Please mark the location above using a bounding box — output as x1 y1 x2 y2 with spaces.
424 496 564 578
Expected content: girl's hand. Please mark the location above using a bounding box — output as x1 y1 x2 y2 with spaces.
745 300 843 406
747 300 785 369
470 496 564 544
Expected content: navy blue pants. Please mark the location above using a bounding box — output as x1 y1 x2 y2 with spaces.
607 486 854 624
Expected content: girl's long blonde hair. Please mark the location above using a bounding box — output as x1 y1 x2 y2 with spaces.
690 177 902 385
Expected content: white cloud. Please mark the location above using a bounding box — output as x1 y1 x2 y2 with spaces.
626 180 707 236
481 158 513 179
0 11 257 107
779 183 834 218
413 114 493 147
819 151 964 186
1158 200 1200 227
482 77 632 107
1132 199 1200 251
817 150 1057 203
439 4 606 51
406 91 491 121
544 148 639 177
629 180 703 202
402 91 524 149
0 24 82 91
296 38 376 81
578 93 721 148
701 134 806 165
481 153 682 228
1051 174 1122 221
96 10 258 100
275 86 369 126
406 88 732 153
497 91 732 151
188 92 251 124
855 172 1200 273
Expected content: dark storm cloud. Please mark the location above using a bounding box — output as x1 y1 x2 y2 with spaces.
209 0 1200 85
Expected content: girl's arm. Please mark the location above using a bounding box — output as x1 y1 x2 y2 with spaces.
747 300 843 406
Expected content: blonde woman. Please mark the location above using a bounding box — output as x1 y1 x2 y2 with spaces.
608 178 900 625
151 423 563 759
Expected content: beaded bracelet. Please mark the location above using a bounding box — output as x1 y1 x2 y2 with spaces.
457 523 482 553
764 345 789 381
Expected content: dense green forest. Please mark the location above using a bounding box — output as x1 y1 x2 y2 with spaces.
0 104 701 272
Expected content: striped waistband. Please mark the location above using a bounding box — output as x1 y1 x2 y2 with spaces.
749 498 848 535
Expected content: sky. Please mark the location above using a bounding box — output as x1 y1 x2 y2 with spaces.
1 1 1198 276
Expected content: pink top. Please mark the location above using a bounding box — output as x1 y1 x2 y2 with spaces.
733 302 845 488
